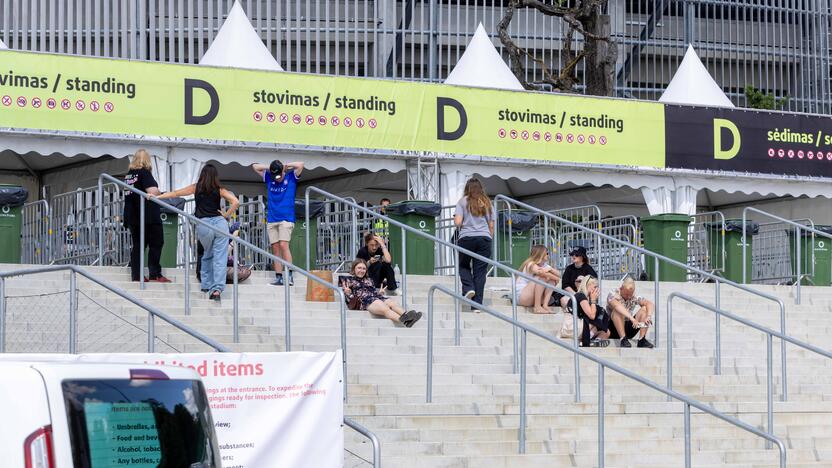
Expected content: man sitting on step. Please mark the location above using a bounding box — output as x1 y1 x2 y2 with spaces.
605 275 654 348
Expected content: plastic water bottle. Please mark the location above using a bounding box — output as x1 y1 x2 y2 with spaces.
394 264 401 276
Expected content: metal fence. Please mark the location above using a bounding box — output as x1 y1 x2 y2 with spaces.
687 211 726 282
21 199 50 264
1 0 829 113
751 218 815 284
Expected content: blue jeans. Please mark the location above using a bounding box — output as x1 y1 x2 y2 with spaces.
196 216 228 294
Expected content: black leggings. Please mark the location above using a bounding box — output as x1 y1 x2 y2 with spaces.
128 223 163 281
368 261 397 290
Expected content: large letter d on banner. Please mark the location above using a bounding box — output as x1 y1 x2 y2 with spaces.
184 79 220 125
436 97 468 141
713 118 741 160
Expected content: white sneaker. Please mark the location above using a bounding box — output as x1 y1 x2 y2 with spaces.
464 290 476 300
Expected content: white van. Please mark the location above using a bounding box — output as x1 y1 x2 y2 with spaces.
0 361 222 468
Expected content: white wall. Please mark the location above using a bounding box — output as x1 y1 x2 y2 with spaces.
720 197 832 226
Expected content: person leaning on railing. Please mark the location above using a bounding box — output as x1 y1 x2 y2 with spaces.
340 258 421 327
154 164 239 302
123 149 170 283
605 275 654 348
356 231 398 296
515 245 561 314
454 177 495 312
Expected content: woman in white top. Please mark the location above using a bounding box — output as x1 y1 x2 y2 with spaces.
516 245 561 314
454 178 495 310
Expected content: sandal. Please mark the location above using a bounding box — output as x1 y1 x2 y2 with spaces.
209 291 221 302
589 339 610 348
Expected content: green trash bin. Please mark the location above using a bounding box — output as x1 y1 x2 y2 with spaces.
706 219 757 284
0 185 28 264
496 210 538 277
641 213 691 282
158 212 179 268
290 200 325 270
386 200 441 275
789 225 832 286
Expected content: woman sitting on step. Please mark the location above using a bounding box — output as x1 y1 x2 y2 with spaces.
566 276 611 347
340 258 422 328
515 245 561 314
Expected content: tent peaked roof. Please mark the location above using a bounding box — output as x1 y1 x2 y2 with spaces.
0 39 7 49
445 23 523 90
199 0 283 71
660 45 734 108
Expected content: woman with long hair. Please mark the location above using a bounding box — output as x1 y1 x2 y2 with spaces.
341 259 422 327
516 245 561 314
155 164 239 301
123 149 169 283
570 276 611 347
453 177 495 311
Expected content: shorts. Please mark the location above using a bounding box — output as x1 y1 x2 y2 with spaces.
607 319 640 340
268 221 295 244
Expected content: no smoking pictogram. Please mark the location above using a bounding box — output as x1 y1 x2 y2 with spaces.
46 98 56 109
90 101 100 112
75 100 85 111
104 102 114 112
267 112 276 123
253 111 262 122
61 99 71 110
17 96 27 107
32 97 42 108
369 118 377 129
1 95 11 106
280 113 289 123
331 116 340 126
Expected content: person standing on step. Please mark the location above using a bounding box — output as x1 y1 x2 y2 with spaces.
373 198 391 240
155 164 239 301
252 159 304 286
606 275 654 348
123 149 170 283
356 231 398 295
454 177 495 312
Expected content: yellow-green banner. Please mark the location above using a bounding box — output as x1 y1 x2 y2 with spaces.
0 50 665 168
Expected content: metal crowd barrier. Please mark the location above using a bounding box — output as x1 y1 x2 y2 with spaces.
688 211 726 281
597 216 641 280
425 285 786 468
544 205 602 271
21 200 50 264
744 207 832 305
751 218 814 286
434 205 458 274
493 194 794 398
305 187 581 397
315 198 376 272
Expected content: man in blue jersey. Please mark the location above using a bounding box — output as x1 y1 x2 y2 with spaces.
252 159 304 285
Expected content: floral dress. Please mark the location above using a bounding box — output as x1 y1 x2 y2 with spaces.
342 275 385 310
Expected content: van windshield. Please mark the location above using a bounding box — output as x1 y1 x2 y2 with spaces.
62 378 220 468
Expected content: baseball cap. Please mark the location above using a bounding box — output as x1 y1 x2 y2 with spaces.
269 160 284 183
569 246 587 257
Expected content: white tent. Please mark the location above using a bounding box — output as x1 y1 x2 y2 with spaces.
0 39 7 49
660 45 734 108
441 24 523 209
444 23 523 91
199 1 283 72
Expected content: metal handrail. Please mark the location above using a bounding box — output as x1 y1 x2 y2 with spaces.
344 417 382 468
304 187 584 400
0 264 382 465
96 174 350 399
493 194 792 398
667 292 832 445
0 264 229 353
426 285 786 468
743 207 832 304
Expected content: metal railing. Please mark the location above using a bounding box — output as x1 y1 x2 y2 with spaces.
667 292 832 448
0 264 227 353
96 174 350 399
305 187 583 399
493 195 793 398
314 197 371 271
743 207 832 305
0 264 381 466
688 211 726 281
425 285 786 468
597 216 641 280
21 199 50 264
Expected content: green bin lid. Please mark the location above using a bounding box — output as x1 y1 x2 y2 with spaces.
641 213 692 223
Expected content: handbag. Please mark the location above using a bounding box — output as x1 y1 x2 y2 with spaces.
225 265 252 284
347 294 362 311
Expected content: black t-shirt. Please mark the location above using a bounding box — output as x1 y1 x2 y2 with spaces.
561 263 598 292
123 168 161 226
195 190 222 219
356 246 386 263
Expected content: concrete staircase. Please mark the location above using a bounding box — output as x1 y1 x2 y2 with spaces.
3 264 832 467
